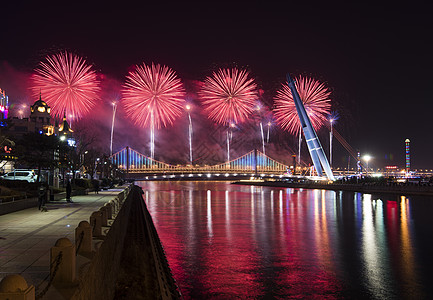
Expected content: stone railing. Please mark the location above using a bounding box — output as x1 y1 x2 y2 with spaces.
72 184 180 299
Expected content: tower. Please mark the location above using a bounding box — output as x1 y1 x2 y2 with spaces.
405 139 410 175
286 74 334 181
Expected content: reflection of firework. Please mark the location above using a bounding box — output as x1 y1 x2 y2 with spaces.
198 68 258 125
30 51 100 119
122 63 186 129
273 76 331 134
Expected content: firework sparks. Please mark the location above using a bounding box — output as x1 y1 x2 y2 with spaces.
122 63 186 129
30 51 101 119
198 68 258 125
122 63 185 160
273 76 331 135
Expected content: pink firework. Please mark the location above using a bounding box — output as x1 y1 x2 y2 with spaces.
198 68 258 125
273 76 331 135
30 51 101 119
122 63 186 128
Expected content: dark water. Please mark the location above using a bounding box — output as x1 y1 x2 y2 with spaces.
138 181 433 299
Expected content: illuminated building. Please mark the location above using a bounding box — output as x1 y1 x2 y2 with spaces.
2 93 73 140
0 88 9 123
405 139 410 175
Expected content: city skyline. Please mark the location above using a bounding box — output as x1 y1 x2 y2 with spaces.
1 2 431 168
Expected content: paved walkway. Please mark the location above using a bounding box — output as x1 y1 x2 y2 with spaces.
0 187 126 291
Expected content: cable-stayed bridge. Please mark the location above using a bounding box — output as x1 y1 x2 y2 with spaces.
111 147 289 175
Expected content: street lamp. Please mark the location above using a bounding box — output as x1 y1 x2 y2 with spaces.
327 111 339 169
185 104 193 164
110 101 118 156
329 118 334 169
363 155 371 177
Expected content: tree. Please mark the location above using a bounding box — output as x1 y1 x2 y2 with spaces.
15 132 66 183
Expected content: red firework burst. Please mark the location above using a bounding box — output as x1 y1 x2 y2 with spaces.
198 68 258 125
122 63 186 128
273 76 331 135
30 51 101 119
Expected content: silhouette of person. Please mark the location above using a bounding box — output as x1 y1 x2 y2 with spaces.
66 180 72 202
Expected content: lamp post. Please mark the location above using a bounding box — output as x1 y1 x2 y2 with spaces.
363 155 371 177
266 122 271 143
110 102 118 156
329 118 334 169
186 104 193 164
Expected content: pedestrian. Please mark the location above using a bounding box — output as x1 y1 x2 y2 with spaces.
66 180 72 202
94 180 100 194
38 184 47 211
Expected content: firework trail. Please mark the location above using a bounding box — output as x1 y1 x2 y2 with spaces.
199 68 258 161
274 76 331 163
30 51 101 119
122 63 185 159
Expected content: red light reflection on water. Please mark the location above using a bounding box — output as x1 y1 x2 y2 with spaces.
141 182 342 298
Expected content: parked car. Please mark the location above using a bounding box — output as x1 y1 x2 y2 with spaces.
1 170 38 182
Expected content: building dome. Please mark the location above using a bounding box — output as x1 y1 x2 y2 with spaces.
30 93 51 114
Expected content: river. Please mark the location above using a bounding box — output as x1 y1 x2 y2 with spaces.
138 181 433 299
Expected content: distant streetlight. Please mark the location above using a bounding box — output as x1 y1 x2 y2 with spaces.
186 104 193 164
363 155 371 176
329 118 334 169
266 122 271 143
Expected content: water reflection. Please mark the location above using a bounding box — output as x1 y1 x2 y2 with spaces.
139 181 430 299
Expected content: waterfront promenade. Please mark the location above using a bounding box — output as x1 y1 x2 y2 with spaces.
0 187 126 299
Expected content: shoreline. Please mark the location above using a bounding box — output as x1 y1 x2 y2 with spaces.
233 180 433 197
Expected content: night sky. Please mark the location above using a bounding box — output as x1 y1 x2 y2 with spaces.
1 2 432 169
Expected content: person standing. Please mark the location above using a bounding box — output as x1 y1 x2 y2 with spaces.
94 180 100 194
66 180 72 202
38 184 47 211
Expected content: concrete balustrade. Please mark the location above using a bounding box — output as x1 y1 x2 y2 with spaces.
50 238 76 285
90 211 102 237
104 203 113 219
108 200 117 215
0 274 35 300
99 206 108 227
75 221 93 255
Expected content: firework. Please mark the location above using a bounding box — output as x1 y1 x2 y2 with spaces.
198 68 258 125
30 51 101 119
273 76 331 135
122 63 185 160
122 63 186 129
